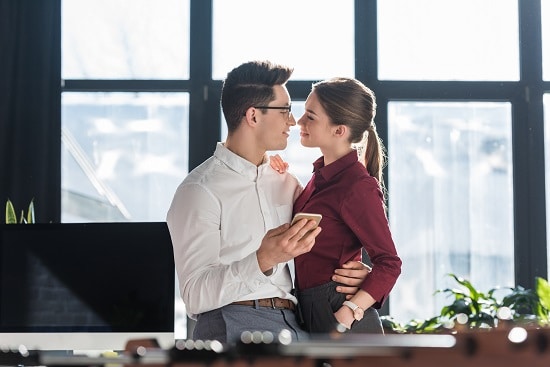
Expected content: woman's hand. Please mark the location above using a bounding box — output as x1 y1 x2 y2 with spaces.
269 154 289 173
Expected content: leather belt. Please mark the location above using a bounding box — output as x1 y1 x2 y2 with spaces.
231 297 295 311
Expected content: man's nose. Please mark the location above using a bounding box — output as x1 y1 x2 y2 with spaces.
288 113 297 126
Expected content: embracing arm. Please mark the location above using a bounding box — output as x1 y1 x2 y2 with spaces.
333 261 372 299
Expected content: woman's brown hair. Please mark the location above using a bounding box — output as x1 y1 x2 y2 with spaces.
312 77 387 195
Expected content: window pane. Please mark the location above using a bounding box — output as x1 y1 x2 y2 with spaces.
543 0 550 80
221 102 321 186
378 0 519 81
62 0 190 79
388 101 514 323
545 94 550 274
61 92 189 222
212 0 354 80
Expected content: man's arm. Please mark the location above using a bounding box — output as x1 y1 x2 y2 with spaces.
167 183 266 317
333 261 372 300
168 183 322 316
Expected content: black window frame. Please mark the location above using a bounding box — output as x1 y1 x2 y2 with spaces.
59 0 549 301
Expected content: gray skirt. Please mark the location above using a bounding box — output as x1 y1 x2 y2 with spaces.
297 281 383 334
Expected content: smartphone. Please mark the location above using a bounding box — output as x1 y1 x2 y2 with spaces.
291 212 323 228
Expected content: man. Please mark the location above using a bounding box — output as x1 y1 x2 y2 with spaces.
167 60 368 344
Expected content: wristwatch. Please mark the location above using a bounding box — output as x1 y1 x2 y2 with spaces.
343 300 364 321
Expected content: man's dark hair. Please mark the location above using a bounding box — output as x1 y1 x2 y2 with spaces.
221 60 293 133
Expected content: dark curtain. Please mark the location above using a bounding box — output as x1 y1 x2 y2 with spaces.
0 0 61 223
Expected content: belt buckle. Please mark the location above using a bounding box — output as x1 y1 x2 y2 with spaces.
270 298 277 309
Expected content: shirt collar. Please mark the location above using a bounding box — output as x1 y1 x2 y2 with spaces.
313 150 359 182
214 142 267 181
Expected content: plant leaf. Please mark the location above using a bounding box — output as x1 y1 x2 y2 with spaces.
27 199 35 224
536 277 550 312
5 199 17 224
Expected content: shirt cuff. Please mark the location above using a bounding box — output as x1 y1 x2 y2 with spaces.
237 251 271 291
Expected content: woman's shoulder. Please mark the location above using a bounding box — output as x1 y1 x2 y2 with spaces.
341 165 380 194
346 162 377 180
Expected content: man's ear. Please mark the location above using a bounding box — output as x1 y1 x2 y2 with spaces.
244 107 258 127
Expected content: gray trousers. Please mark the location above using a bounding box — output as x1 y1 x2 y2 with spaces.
193 303 309 345
297 281 383 334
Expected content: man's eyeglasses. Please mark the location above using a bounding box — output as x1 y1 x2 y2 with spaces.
254 104 292 120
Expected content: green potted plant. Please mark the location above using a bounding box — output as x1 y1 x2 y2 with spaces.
382 273 550 334
4 198 35 224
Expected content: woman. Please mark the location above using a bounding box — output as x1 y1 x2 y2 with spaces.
272 77 402 334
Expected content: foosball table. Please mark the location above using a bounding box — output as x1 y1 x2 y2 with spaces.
2 326 550 367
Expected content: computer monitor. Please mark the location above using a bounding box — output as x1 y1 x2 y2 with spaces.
0 222 175 351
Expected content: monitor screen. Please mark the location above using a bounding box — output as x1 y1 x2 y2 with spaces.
0 222 175 351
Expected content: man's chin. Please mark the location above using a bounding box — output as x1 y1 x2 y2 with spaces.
270 142 288 151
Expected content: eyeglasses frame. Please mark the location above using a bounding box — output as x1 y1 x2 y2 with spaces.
253 104 292 120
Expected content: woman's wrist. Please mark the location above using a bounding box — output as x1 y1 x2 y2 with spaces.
334 306 355 329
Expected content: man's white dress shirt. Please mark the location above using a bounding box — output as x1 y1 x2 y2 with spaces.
167 143 303 319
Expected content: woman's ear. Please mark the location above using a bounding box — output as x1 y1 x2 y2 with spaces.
333 124 348 137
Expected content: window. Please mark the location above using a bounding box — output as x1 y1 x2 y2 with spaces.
545 94 550 273
212 0 354 80
57 0 548 337
377 0 519 81
388 101 514 322
61 0 191 339
61 92 188 222
61 0 190 223
62 0 189 79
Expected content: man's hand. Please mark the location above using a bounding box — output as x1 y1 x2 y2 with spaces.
333 261 371 299
256 219 321 273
